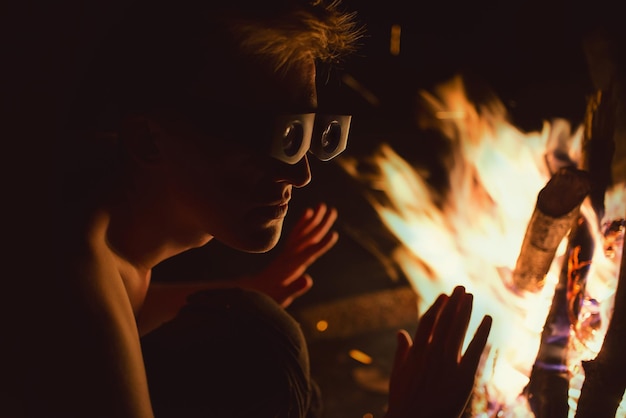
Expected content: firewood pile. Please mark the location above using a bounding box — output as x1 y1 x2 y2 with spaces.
515 27 626 418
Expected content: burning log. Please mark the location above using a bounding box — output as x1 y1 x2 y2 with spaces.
575 228 626 418
572 28 625 416
525 215 595 418
512 167 591 292
582 89 616 228
581 28 618 227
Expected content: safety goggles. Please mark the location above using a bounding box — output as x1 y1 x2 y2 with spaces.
268 113 351 164
176 100 351 164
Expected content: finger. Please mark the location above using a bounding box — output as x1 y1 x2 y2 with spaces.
288 207 315 239
313 205 338 239
289 208 338 256
394 329 412 363
294 230 339 267
263 229 337 284
299 203 329 237
275 274 314 307
407 293 447 370
287 204 334 250
446 291 473 363
389 329 412 392
297 204 338 248
460 314 492 377
429 286 465 350
285 203 326 248
412 293 447 344
293 212 338 254
392 330 412 372
269 230 337 281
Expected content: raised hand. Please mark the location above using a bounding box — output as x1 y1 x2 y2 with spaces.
236 202 339 307
386 286 492 418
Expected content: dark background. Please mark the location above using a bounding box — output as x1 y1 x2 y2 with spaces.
5 0 624 417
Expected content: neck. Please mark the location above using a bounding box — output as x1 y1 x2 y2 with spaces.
104 187 213 273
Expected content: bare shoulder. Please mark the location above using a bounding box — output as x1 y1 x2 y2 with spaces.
11 209 155 417
66 209 134 306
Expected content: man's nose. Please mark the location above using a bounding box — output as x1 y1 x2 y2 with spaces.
274 154 312 188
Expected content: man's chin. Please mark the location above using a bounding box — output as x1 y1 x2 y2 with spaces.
221 224 283 254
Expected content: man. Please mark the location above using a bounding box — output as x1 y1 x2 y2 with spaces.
15 0 491 416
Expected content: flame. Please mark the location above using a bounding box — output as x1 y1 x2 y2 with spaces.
339 74 626 416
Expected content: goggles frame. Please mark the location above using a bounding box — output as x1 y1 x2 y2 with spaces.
269 113 351 164
170 98 351 164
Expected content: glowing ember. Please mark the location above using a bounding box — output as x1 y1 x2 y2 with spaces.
339 74 626 416
349 349 374 365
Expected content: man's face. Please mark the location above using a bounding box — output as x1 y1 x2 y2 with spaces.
155 58 317 253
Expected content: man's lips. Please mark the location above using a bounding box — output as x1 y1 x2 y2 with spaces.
251 203 289 220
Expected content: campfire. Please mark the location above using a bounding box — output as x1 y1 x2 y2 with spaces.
338 72 625 417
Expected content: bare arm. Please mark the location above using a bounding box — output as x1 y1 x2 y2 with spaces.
30 256 155 418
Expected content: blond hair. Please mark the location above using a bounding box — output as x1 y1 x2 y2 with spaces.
226 0 363 74
68 0 364 130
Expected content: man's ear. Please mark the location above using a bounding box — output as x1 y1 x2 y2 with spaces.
119 113 162 164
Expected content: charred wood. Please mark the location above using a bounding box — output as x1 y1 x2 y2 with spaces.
582 89 616 228
525 216 595 418
581 28 619 227
575 231 626 418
